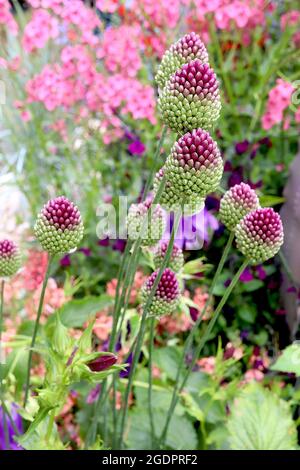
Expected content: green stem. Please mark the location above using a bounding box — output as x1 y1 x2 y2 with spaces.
23 256 54 407
86 128 168 448
148 316 156 449
159 231 234 443
45 409 55 445
118 210 182 449
159 259 249 446
142 126 167 200
0 279 9 449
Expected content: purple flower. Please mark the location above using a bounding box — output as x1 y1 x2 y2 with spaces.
79 247 91 257
164 207 219 250
239 267 254 283
86 384 101 404
112 239 126 252
256 265 267 280
119 352 133 378
60 254 71 267
235 140 250 155
0 404 23 450
128 140 146 156
98 237 110 247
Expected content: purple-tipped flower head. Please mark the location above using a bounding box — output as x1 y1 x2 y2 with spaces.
158 60 221 134
153 242 184 273
127 196 166 247
220 183 260 231
34 196 84 254
141 268 180 317
235 207 284 264
153 166 205 215
156 32 209 90
0 240 21 277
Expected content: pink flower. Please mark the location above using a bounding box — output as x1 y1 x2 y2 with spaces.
22 9 59 53
280 10 300 31
96 0 119 14
0 0 18 35
261 79 295 130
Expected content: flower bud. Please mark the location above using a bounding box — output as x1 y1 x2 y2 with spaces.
141 268 180 317
235 207 284 264
156 32 209 90
220 183 260 231
127 197 165 246
153 242 184 273
158 59 221 134
34 196 84 255
87 354 117 372
0 240 21 277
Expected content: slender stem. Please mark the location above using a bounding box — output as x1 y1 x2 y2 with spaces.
0 279 9 449
279 250 298 289
23 256 54 407
160 231 234 442
148 316 156 448
142 126 167 200
45 409 55 444
86 128 168 448
118 211 182 449
159 259 249 446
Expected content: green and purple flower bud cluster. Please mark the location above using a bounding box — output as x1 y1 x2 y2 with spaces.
153 242 184 273
141 268 180 317
34 196 84 255
0 239 21 277
220 183 284 264
126 196 166 247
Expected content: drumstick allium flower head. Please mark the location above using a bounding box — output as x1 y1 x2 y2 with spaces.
156 32 209 91
235 207 284 264
127 197 166 247
0 240 21 277
164 128 223 200
220 183 260 231
34 196 84 255
158 60 221 134
141 268 180 317
153 242 184 273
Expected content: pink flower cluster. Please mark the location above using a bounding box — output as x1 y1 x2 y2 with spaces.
22 9 59 53
261 79 295 130
96 0 119 14
132 0 181 29
0 0 18 35
97 25 142 77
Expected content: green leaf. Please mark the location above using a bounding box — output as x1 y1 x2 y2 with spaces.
241 280 264 292
153 347 183 381
260 195 285 207
227 383 298 450
127 408 197 450
58 295 113 327
270 344 300 376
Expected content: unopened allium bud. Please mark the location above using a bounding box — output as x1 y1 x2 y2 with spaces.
164 128 223 201
0 240 21 277
141 268 180 317
87 354 117 372
219 183 260 231
158 60 221 134
127 197 165 246
34 196 84 255
235 208 284 265
153 167 205 215
154 242 184 273
156 32 209 91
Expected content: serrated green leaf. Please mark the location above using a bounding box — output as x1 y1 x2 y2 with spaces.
270 344 300 376
227 383 298 450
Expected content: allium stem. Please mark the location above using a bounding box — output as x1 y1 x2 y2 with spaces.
86 128 168 448
23 255 54 407
148 316 156 448
118 210 181 449
159 257 248 447
0 279 9 449
142 125 167 200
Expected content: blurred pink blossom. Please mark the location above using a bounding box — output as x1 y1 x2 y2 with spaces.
261 79 295 130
